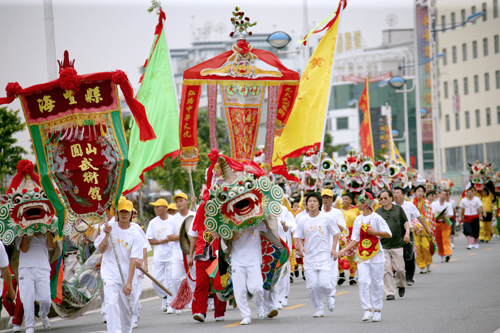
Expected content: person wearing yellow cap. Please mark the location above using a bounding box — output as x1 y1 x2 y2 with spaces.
145 198 174 313
167 203 178 216
94 200 144 333
320 189 346 306
166 193 196 314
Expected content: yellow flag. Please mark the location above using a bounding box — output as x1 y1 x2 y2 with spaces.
272 4 344 168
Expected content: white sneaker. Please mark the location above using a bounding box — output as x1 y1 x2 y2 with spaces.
26 328 34 333
8 317 13 328
215 316 225 322
132 320 138 329
327 296 335 312
166 306 175 314
13 325 21 332
193 313 205 322
450 243 455 249
362 310 373 321
467 244 472 250
474 244 479 249
240 317 251 325
441 256 445 262
277 303 284 310
162 298 168 312
427 264 432 273
175 310 183 314
313 310 324 318
42 316 51 330
372 311 382 322
102 314 107 323
257 307 266 319
281 298 288 306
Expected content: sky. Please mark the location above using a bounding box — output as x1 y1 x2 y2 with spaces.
0 0 415 157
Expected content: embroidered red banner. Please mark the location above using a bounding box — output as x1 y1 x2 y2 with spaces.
275 84 299 136
179 84 202 169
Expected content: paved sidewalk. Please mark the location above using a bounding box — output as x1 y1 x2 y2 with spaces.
0 256 158 330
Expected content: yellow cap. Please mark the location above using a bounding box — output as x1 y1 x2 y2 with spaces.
167 203 178 211
149 198 169 207
119 195 127 201
118 199 134 212
321 189 334 197
172 192 188 201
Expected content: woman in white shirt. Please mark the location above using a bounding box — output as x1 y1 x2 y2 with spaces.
459 188 485 249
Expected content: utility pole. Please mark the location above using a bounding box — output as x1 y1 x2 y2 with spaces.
44 0 57 80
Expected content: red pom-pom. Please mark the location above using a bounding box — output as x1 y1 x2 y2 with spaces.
111 70 128 85
223 186 228 192
6 82 22 97
238 180 243 185
22 189 28 194
34 187 40 192
59 68 80 92
17 160 34 175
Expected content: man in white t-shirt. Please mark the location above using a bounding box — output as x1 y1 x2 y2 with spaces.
95 199 144 333
16 230 56 333
459 188 485 249
145 198 174 313
295 192 340 318
339 191 392 322
430 190 454 262
320 189 346 301
231 220 268 325
394 187 431 285
166 192 196 313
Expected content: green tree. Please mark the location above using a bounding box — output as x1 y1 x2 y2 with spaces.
146 110 230 196
0 107 27 192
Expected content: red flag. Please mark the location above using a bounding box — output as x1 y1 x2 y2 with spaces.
359 76 374 157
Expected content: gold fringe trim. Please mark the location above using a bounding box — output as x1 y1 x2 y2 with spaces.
183 79 299 87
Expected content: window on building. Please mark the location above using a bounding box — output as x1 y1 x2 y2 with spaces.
466 144 484 164
445 114 450 131
441 15 446 30
464 77 469 95
476 109 481 127
465 111 470 128
484 38 489 56
473 40 478 58
462 43 467 61
452 46 457 63
495 35 499 53
442 48 447 65
336 117 348 130
474 75 479 92
498 106 500 124
444 81 449 98
485 72 490 91
326 118 332 131
446 147 464 172
486 107 491 126
457 113 462 130
496 70 500 89
451 12 456 27
482 2 488 21
453 79 459 94
494 0 499 18
486 141 500 169
472 6 477 24
461 9 467 23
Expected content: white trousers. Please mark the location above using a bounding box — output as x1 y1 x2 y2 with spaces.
304 262 333 311
329 259 339 297
278 262 291 303
103 279 135 333
63 253 81 281
357 261 384 311
152 261 173 303
132 272 144 322
263 289 279 312
18 267 51 328
232 264 264 319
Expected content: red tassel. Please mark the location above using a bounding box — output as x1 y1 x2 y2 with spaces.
170 278 193 310
338 258 351 271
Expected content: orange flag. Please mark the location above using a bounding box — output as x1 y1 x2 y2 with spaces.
359 76 374 157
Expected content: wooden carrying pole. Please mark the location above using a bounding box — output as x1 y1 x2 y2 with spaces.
139 267 173 296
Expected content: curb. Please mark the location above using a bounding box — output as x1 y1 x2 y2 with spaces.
0 286 157 330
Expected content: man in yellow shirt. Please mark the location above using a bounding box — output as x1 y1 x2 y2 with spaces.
339 191 361 285
478 188 494 243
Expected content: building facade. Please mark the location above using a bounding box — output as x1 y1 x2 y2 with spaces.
435 0 500 189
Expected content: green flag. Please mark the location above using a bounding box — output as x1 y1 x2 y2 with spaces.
123 26 180 193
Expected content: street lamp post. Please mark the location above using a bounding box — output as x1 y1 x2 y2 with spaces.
430 10 484 180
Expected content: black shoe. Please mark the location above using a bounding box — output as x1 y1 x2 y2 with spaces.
349 277 357 285
338 273 346 285
485 241 489 243
445 255 450 262
386 295 395 300
294 267 299 277
479 240 485 243
398 286 405 297
290 276 294 283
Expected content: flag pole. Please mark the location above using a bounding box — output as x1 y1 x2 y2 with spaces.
318 1 344 186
